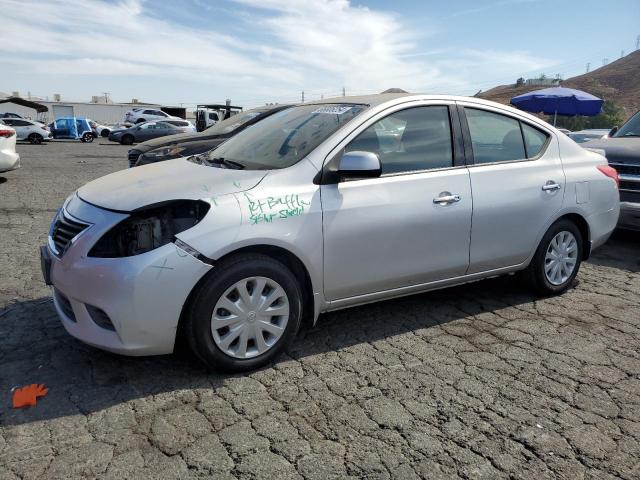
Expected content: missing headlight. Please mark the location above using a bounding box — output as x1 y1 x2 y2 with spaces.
88 200 210 258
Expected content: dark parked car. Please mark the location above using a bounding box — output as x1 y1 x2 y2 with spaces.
128 105 291 167
584 111 640 230
108 121 183 145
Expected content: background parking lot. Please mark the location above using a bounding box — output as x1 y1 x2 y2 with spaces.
1 141 639 479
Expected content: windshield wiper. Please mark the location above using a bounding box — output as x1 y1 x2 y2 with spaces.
192 154 245 169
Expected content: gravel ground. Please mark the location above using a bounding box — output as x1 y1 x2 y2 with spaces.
1 141 639 479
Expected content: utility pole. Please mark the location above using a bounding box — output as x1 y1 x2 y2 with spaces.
621 50 625 58
301 90 305 103
602 58 608 66
636 34 640 50
586 62 590 73
342 87 345 97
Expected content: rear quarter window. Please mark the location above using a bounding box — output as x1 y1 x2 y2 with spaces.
521 123 549 158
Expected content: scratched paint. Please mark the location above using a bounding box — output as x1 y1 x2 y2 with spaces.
244 193 311 225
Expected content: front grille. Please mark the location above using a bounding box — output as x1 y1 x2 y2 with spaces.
620 180 640 192
620 190 640 203
51 210 89 256
611 163 640 176
54 289 76 322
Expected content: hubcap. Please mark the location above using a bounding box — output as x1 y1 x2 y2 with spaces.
544 231 578 286
211 276 289 359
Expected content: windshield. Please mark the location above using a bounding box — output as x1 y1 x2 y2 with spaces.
614 111 640 137
203 109 266 135
201 104 366 169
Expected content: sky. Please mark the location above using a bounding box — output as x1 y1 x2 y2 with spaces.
1 0 639 108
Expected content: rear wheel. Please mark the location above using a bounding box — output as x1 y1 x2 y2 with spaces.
524 219 583 295
136 118 145 124
184 254 303 372
28 133 43 145
81 133 94 143
120 134 134 145
100 129 110 137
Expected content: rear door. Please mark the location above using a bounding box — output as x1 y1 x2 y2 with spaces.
321 102 472 301
458 102 564 273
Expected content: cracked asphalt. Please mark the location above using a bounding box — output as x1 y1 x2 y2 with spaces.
1 141 639 479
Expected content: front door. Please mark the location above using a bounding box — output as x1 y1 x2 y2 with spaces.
321 104 472 301
459 104 565 273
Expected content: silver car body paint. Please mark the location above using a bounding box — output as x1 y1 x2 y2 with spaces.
47 94 620 355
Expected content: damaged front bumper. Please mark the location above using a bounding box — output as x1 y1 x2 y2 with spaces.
43 195 212 355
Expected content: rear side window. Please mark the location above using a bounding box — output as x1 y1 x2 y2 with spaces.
346 106 453 175
521 123 548 157
465 108 525 163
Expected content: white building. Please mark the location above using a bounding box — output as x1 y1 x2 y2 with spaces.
0 97 162 125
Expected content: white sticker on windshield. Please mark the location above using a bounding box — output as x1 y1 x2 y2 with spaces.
312 106 353 115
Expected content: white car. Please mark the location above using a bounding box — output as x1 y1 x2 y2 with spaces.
87 119 112 138
163 119 196 133
0 124 20 173
42 94 620 372
0 118 52 144
124 108 182 125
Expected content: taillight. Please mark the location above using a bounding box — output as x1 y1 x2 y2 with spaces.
597 165 619 187
0 129 15 138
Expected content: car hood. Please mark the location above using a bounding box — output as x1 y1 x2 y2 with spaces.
131 131 226 153
78 158 268 212
583 137 640 164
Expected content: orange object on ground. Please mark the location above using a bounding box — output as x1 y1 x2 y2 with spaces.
12 384 48 408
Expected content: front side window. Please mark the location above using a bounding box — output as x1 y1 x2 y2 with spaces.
465 108 525 164
202 104 366 169
345 106 453 175
140 123 156 129
143 110 154 115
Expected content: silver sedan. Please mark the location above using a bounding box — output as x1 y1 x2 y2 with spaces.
42 94 620 371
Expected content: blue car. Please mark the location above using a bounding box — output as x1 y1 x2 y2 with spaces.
49 117 94 142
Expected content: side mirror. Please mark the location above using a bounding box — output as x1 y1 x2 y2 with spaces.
337 151 381 181
608 126 618 137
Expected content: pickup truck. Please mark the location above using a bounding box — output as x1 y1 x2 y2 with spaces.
585 111 640 230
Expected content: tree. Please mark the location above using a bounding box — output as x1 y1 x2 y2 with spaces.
546 101 623 130
516 77 525 86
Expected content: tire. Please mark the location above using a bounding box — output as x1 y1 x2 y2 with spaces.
28 133 43 145
120 134 134 145
183 254 303 372
135 118 145 124
81 133 94 143
101 129 110 137
523 219 583 296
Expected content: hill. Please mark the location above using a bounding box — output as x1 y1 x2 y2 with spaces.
478 50 640 120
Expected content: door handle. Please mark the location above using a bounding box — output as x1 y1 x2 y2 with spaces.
433 193 461 204
542 181 561 192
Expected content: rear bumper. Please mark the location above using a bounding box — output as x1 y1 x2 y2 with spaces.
587 204 620 253
618 201 640 231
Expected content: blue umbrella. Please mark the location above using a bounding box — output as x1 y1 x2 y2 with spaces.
510 87 603 125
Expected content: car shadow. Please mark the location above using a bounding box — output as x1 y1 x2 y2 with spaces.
1 274 536 427
1 232 636 426
587 228 640 273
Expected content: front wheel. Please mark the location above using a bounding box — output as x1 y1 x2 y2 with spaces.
101 129 110 137
524 219 583 296
183 254 303 372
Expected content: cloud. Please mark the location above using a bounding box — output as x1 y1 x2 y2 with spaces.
0 0 556 104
